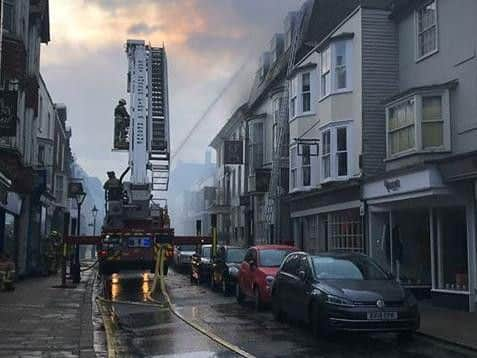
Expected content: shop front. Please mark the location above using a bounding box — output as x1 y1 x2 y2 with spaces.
289 183 364 253
363 166 476 312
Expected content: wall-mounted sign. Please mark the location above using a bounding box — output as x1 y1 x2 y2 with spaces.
224 140 243 164
384 179 401 193
68 182 84 198
0 91 18 137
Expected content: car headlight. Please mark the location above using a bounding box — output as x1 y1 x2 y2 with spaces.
265 275 274 286
325 294 354 307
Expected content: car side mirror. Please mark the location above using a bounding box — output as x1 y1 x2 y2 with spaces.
298 270 306 281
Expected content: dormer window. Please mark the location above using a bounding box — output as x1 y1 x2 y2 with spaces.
270 34 284 63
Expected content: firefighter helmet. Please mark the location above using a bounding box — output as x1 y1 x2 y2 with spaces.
119 98 126 105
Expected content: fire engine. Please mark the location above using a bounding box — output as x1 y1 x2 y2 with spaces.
98 40 173 275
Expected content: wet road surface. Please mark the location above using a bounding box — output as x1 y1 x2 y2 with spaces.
101 270 476 358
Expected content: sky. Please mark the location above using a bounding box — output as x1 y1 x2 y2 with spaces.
40 0 304 182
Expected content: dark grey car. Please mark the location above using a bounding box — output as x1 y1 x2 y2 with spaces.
271 252 420 337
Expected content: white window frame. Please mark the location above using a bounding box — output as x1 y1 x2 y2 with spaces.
290 145 298 190
320 47 331 98
320 39 353 100
301 72 311 113
415 0 439 62
320 123 351 183
321 130 331 180
385 90 450 159
290 70 315 120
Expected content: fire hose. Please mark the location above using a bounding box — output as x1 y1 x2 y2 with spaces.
147 244 255 358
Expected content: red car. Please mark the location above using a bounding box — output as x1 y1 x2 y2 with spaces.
236 245 297 310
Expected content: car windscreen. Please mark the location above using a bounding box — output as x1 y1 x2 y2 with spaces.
202 247 211 258
177 245 196 252
226 248 246 263
312 256 389 280
259 249 293 267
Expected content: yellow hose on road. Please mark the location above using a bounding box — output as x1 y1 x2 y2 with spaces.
147 245 255 358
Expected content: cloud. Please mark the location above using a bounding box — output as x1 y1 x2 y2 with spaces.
127 22 162 35
42 0 304 180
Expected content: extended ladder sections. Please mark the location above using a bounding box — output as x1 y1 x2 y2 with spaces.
265 10 306 243
148 46 170 194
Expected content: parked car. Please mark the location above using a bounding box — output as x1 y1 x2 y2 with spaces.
173 244 196 271
271 251 420 337
190 244 213 283
236 245 297 310
211 246 247 295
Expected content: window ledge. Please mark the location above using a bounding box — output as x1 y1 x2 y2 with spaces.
289 112 316 123
416 49 439 63
385 148 450 162
320 176 350 185
318 89 353 103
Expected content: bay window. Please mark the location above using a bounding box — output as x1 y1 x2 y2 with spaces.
386 90 449 158
320 39 352 98
321 125 349 182
416 0 438 60
302 144 311 186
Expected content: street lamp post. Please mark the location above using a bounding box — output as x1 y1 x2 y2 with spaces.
72 189 87 283
91 205 98 259
92 205 98 236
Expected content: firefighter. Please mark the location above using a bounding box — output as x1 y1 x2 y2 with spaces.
114 98 130 148
103 171 123 202
0 252 15 291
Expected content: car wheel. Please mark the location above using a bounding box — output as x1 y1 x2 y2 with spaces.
236 283 245 304
311 302 329 338
253 286 262 311
272 293 285 322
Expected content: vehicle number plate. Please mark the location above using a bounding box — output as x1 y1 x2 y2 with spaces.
367 312 398 320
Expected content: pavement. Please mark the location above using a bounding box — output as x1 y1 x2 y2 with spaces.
0 267 98 358
418 301 477 351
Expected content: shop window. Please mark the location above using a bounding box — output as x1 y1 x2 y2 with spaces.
327 210 363 252
416 0 438 60
437 208 468 291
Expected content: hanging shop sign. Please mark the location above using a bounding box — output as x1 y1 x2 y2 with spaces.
0 91 18 137
224 140 243 164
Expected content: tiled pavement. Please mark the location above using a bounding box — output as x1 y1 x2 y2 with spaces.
0 269 97 358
